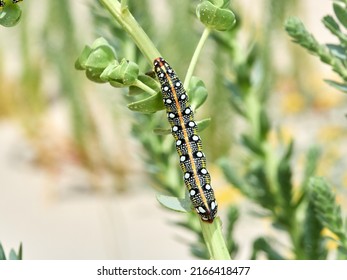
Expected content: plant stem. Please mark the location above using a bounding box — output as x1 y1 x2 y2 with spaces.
184 28 211 89
200 218 231 260
98 0 160 63
134 79 157 96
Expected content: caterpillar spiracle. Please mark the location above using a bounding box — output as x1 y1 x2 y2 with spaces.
153 57 218 222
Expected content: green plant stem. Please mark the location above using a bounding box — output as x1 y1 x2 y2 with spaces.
184 28 211 89
98 0 160 62
200 218 231 260
134 80 157 96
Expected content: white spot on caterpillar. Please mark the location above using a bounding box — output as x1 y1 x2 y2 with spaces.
165 98 172 104
163 86 169 91
198 206 206 214
211 201 216 210
205 184 211 190
200 168 207 175
192 135 199 141
176 140 182 146
190 189 196 196
188 121 195 127
184 172 190 179
172 126 178 132
180 155 186 162
180 94 186 100
196 151 203 158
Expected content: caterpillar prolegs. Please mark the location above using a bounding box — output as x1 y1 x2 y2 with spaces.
153 57 218 222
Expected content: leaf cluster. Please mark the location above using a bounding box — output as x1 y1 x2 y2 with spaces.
285 1 347 92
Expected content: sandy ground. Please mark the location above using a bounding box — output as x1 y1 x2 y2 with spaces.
0 122 198 259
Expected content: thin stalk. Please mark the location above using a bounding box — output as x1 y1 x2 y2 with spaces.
133 79 158 96
184 28 211 89
98 0 160 62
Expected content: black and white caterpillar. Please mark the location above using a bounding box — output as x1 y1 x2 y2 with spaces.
153 57 218 222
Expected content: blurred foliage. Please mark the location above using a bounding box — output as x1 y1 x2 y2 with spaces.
0 242 22 260
286 1 347 93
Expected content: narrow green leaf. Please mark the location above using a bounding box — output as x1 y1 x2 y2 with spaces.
301 201 327 259
322 15 340 32
326 44 347 60
9 249 18 260
17 243 22 260
325 79 347 93
241 134 264 156
251 237 284 260
333 2 347 29
0 243 6 260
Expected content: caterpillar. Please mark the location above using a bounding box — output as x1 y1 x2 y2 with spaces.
153 57 218 222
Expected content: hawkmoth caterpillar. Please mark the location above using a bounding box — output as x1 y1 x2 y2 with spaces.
153 57 218 222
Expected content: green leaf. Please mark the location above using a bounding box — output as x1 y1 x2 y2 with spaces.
259 109 270 140
188 77 208 110
326 44 347 60
309 177 347 253
196 1 236 31
277 140 294 208
0 242 6 260
333 2 347 29
241 134 264 156
301 201 327 259
101 59 139 87
127 91 165 113
196 118 211 131
0 2 21 27
75 45 92 70
251 237 284 260
9 249 18 260
322 15 340 32
325 79 347 93
156 194 191 213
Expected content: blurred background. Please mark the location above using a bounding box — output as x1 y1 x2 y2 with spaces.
0 0 346 259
